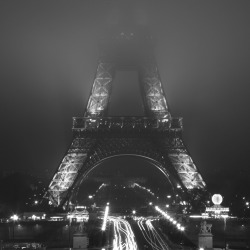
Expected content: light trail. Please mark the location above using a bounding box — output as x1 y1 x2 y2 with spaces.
136 217 171 250
102 204 109 231
109 216 138 250
155 206 185 231
133 183 155 196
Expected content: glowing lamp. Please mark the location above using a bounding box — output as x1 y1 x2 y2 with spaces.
101 204 109 231
12 215 19 221
212 194 223 205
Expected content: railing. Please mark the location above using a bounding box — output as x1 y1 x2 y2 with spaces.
72 116 183 131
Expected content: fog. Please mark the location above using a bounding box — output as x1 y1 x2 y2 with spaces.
0 0 250 194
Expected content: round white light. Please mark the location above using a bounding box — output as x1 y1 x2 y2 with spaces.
12 215 18 221
212 194 223 205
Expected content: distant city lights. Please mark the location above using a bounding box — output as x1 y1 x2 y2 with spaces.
67 206 89 222
133 183 155 196
206 194 229 218
155 206 185 231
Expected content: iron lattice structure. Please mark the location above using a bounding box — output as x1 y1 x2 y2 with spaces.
45 30 206 207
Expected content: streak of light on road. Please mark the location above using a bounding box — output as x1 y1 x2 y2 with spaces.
137 217 171 250
109 216 138 250
102 204 109 231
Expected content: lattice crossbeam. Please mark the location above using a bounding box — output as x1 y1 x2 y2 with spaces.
46 138 96 206
47 152 86 205
141 64 169 117
86 62 113 116
168 152 206 189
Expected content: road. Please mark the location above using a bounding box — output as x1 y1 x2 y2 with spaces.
108 216 138 250
106 216 172 250
134 217 172 250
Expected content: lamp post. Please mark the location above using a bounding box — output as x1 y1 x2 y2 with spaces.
11 215 18 241
68 220 71 248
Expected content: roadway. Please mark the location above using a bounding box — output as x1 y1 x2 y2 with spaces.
105 216 173 250
108 216 138 250
135 217 172 249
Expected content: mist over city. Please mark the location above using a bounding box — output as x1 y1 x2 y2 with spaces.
1 1 250 249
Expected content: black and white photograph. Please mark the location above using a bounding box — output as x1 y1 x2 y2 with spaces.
0 1 250 249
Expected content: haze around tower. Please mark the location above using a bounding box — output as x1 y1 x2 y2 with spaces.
0 0 250 196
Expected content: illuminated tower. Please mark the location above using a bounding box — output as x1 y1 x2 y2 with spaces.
44 27 206 208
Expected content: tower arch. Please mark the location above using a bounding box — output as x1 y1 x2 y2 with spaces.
71 154 179 205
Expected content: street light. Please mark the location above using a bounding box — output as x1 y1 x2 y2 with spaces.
101 204 109 231
10 214 18 241
11 215 18 221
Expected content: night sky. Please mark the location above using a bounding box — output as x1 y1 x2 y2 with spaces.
1 1 250 195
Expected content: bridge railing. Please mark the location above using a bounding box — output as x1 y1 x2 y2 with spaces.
72 116 183 131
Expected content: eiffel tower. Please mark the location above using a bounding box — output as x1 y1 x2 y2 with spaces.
44 26 206 208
